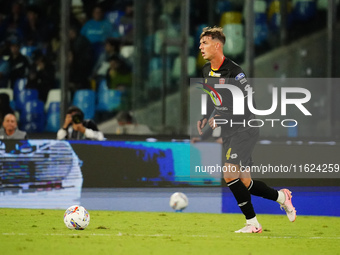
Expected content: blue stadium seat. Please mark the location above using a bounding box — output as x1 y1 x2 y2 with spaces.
105 10 124 29
293 0 317 22
44 89 61 112
96 89 122 112
268 0 294 32
20 45 38 58
45 102 60 132
149 57 162 72
47 101 60 114
15 89 39 111
215 0 232 16
23 99 45 115
13 78 27 101
148 57 172 74
105 10 124 38
144 34 154 54
19 99 46 133
97 79 109 93
72 89 96 120
195 23 208 49
254 13 269 46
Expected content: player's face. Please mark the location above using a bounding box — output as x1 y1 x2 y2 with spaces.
199 36 218 61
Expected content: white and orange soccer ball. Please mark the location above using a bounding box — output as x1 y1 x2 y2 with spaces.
169 192 188 212
63 205 90 230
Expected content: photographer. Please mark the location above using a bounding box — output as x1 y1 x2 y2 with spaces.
57 106 105 140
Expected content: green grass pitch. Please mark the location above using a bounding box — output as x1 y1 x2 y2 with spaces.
1 208 339 255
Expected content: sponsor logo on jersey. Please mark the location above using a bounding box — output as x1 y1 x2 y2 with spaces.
235 73 245 81
240 78 247 84
209 70 221 77
231 153 238 159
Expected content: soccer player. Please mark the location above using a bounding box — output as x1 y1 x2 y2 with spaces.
197 27 296 233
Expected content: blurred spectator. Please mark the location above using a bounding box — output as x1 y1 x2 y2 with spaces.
19 34 39 61
119 1 134 45
0 13 7 42
0 46 10 88
81 0 101 20
99 111 153 135
69 25 93 93
80 6 113 44
0 113 27 139
0 93 14 123
26 53 55 103
81 0 116 20
8 39 30 88
106 55 131 91
57 105 105 140
22 5 50 45
2 1 26 41
71 0 87 26
80 5 114 64
92 37 120 79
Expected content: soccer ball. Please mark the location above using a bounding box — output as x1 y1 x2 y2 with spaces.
64 205 90 230
169 192 188 212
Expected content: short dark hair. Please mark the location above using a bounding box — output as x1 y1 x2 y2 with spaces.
67 105 83 115
200 26 225 45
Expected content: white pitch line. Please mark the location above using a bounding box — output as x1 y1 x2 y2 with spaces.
2 232 340 240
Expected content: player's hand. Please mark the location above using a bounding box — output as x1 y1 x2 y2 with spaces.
63 114 73 129
72 123 86 133
197 118 207 135
209 115 220 130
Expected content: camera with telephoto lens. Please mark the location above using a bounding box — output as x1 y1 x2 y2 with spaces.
72 112 84 124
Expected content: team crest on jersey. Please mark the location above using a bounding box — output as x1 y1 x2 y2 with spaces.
235 73 245 81
209 70 221 77
219 78 225 84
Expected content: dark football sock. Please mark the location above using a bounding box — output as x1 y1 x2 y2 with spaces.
248 180 279 201
227 179 256 220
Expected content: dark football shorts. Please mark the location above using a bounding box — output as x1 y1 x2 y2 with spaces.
222 127 259 167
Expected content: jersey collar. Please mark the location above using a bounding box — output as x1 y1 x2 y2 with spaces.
211 56 226 71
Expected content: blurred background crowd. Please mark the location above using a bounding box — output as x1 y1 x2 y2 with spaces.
0 0 339 138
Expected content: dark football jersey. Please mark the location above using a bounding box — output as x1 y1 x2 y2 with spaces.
201 57 256 137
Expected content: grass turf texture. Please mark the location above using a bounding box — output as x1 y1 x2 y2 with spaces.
1 209 339 255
